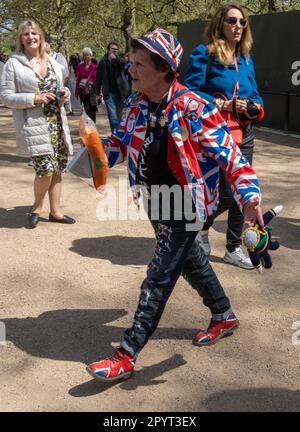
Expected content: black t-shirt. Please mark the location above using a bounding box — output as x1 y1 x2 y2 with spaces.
136 102 196 224
136 117 178 188
106 59 118 94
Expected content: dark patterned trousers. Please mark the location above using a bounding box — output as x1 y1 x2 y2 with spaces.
121 220 231 358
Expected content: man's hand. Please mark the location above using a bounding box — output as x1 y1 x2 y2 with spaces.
244 200 264 227
108 52 117 60
96 95 103 105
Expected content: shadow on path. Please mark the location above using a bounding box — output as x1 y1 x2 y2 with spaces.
255 128 300 149
213 216 300 250
2 308 197 365
70 236 155 265
0 206 32 229
204 387 300 411
69 354 187 396
0 206 48 229
0 153 29 164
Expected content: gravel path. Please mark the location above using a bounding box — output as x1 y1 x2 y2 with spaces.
0 105 300 412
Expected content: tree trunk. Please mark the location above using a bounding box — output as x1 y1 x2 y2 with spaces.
268 0 277 12
55 0 67 55
122 0 136 51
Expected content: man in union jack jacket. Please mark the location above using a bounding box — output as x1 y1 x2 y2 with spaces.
86 28 264 383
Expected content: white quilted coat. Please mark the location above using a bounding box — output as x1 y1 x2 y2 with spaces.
0 53 73 157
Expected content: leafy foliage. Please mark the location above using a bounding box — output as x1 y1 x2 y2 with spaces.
1 0 299 57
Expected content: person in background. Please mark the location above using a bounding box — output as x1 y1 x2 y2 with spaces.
75 47 97 122
44 34 69 82
0 52 9 63
0 20 75 228
68 53 81 114
44 34 72 114
92 51 98 65
0 52 6 80
123 52 133 96
95 42 130 132
0 52 9 82
86 28 263 383
184 3 264 269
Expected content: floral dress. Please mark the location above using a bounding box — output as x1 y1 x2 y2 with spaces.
31 61 68 177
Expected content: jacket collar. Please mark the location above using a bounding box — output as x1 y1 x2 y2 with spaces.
11 52 31 66
138 80 187 106
11 51 52 68
11 52 62 83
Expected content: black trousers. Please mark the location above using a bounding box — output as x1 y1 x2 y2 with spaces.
202 126 254 252
80 94 97 123
121 220 231 358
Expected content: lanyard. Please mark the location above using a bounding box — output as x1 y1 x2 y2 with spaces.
233 54 239 97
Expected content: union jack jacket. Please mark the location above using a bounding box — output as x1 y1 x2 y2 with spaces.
102 80 261 222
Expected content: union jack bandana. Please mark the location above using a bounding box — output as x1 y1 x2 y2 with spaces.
137 28 183 72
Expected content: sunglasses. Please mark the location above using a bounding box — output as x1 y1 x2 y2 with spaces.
224 17 248 28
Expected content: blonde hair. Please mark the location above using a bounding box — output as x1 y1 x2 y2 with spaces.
16 20 47 59
204 3 253 66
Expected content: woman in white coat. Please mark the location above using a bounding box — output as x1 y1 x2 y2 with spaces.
0 20 75 228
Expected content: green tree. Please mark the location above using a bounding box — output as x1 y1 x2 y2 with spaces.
1 0 300 56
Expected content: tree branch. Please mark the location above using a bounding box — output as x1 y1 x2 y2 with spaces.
103 19 122 31
0 23 13 32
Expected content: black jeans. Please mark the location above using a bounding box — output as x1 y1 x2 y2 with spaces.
121 220 231 358
80 93 97 123
202 126 254 252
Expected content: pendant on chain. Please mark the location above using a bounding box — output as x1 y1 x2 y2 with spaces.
159 117 166 127
149 113 157 128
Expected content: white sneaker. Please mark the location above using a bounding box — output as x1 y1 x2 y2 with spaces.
196 230 211 256
223 247 254 269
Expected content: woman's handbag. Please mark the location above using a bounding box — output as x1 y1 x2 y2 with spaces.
78 78 89 96
213 84 244 146
89 84 97 107
206 52 244 146
219 101 244 145
78 68 94 96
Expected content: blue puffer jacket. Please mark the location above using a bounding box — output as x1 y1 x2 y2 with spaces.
184 43 263 106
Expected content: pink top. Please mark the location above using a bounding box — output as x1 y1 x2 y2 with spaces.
75 62 97 97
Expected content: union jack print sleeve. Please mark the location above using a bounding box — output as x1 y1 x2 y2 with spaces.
101 117 128 168
198 104 261 210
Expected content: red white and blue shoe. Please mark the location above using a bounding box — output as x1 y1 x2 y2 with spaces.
86 347 135 382
193 312 239 346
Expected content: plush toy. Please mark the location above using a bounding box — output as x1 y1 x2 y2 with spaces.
242 205 283 273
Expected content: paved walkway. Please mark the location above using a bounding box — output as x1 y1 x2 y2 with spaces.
0 105 300 411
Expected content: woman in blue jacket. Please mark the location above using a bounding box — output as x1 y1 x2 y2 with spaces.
184 3 264 269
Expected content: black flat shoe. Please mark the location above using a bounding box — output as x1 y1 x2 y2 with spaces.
49 213 76 224
28 212 39 228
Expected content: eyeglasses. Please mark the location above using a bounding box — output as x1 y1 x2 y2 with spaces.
224 17 248 28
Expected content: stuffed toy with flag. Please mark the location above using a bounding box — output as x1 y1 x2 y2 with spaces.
79 110 108 192
242 205 282 273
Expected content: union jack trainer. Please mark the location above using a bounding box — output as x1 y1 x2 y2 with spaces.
86 347 135 382
193 312 239 346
